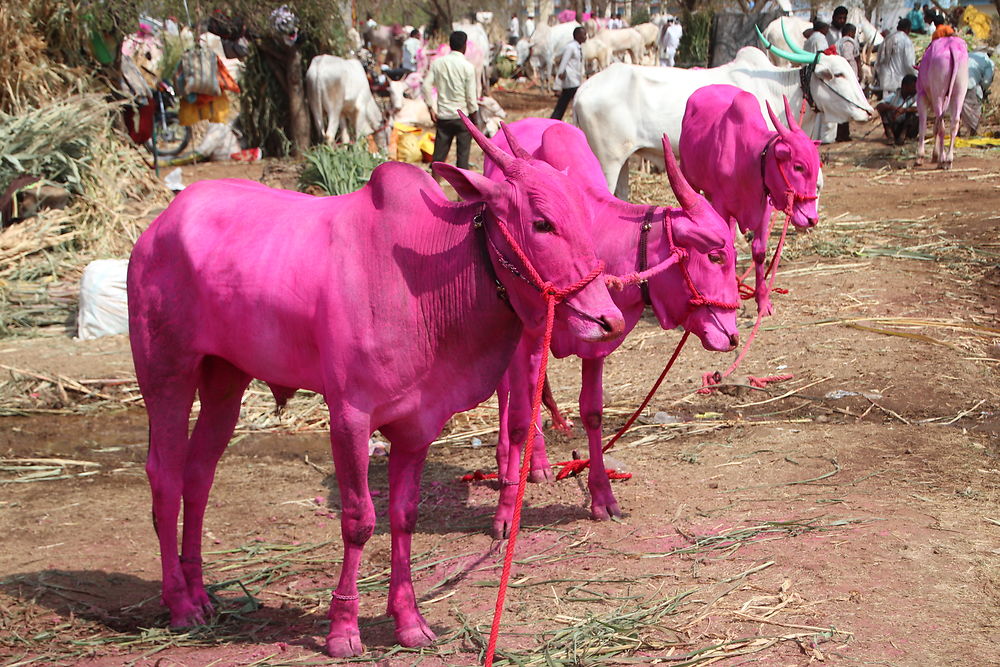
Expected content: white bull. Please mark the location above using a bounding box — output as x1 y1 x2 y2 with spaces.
306 55 387 146
573 46 873 197
591 27 645 65
762 11 883 68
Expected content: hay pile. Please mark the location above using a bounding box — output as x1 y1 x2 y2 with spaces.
0 3 170 335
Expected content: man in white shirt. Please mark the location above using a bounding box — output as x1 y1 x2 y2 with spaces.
659 16 683 67
876 73 918 144
422 31 479 169
402 29 421 74
524 14 535 39
551 26 587 120
508 14 520 46
608 13 623 30
876 18 917 99
804 21 830 53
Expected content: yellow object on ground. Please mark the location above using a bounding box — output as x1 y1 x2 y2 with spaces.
952 136 1000 148
178 94 229 126
961 6 990 41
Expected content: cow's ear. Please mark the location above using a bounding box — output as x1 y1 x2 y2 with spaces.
774 142 792 160
433 163 499 201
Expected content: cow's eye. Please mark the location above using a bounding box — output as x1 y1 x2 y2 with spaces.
793 163 806 173
708 251 725 265
533 219 555 233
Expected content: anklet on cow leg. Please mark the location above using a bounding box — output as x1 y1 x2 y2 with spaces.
499 478 519 486
332 591 360 601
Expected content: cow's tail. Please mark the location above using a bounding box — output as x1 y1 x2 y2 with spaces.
305 72 325 141
938 45 961 117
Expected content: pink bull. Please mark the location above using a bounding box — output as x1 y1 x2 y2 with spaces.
484 118 740 536
916 36 969 169
127 115 624 657
680 85 821 316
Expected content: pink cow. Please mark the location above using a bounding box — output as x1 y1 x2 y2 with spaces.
485 119 740 535
127 116 625 657
916 36 970 170
680 85 821 316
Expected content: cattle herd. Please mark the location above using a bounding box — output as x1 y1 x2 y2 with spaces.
127 9 982 659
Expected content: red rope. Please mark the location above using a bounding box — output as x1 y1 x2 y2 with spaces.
483 212 605 666
700 203 795 395
554 330 691 480
484 294 555 666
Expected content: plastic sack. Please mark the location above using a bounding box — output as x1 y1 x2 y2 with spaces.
77 259 130 340
178 47 221 97
394 123 424 163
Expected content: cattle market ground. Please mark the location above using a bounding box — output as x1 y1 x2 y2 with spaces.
1 98 999 666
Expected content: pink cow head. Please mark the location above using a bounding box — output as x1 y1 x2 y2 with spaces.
763 97 821 228
489 119 739 353
436 114 624 341
650 137 740 351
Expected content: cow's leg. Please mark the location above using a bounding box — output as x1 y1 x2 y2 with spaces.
750 221 773 317
142 363 201 626
495 373 511 477
325 408 375 658
944 105 960 169
610 157 630 200
493 337 542 538
933 114 944 164
380 419 436 648
580 358 621 521
915 97 928 166
179 356 251 614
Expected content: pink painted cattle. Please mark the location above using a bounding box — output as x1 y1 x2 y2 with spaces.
916 36 970 169
127 116 624 657
681 85 821 316
485 118 740 535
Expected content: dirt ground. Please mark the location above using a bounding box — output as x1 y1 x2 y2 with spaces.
1 90 999 666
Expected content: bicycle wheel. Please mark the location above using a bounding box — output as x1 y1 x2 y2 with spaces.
146 112 191 157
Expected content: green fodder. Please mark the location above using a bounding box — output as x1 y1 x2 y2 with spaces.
678 10 712 67
299 142 387 196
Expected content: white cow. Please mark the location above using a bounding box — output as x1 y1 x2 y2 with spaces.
573 47 873 197
543 21 581 84
632 22 660 62
306 55 387 146
582 38 612 73
762 11 883 68
591 27 645 65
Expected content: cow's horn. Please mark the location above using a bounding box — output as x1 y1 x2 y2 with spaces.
780 18 812 57
459 110 516 174
500 122 533 160
781 95 801 133
766 100 791 140
661 134 701 213
756 26 819 66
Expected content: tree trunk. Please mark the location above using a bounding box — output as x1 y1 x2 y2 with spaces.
285 49 310 155
260 39 311 156
538 0 554 25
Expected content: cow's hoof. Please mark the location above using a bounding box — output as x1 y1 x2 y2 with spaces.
915 157 924 166
529 467 554 483
551 417 575 434
591 500 622 522
396 623 436 647
940 162 952 170
326 633 364 657
169 602 207 628
492 517 512 540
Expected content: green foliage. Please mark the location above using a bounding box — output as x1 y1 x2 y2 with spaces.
678 10 712 67
299 142 387 196
630 8 650 26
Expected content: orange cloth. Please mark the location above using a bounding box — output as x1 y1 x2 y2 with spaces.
217 57 240 94
179 93 230 125
932 24 956 40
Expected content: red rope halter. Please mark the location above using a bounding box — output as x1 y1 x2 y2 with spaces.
481 207 604 667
